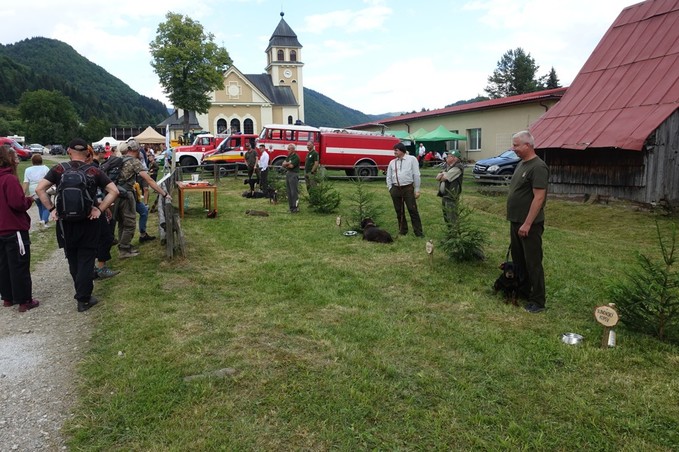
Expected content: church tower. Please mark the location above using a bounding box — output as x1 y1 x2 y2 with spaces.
265 12 304 122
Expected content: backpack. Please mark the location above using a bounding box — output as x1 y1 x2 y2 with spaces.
56 162 94 222
100 156 132 185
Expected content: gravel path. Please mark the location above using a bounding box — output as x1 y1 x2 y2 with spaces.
0 155 92 451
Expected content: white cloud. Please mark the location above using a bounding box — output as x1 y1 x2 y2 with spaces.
301 0 392 34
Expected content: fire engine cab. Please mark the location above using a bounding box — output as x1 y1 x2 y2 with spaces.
257 124 401 179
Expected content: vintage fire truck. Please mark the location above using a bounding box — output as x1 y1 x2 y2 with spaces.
256 124 401 179
201 133 258 174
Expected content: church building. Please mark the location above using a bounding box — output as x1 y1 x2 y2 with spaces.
198 12 304 136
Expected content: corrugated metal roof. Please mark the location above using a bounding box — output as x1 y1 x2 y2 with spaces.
531 0 679 151
351 87 567 129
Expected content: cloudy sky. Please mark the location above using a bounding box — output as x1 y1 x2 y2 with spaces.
0 0 638 114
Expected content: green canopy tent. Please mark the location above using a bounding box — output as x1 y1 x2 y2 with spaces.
409 128 429 140
387 130 411 139
417 125 466 142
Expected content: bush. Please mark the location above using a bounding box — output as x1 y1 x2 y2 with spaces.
305 171 341 213
609 221 679 342
439 195 486 262
345 179 384 231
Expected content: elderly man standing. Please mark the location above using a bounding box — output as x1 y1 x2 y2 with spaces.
386 142 423 237
435 150 464 225
507 130 549 313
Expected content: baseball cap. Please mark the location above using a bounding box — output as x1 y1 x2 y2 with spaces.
126 138 140 151
448 150 462 158
67 138 89 152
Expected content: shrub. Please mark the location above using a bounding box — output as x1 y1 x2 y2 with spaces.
609 221 679 342
439 195 486 262
345 179 384 231
305 171 341 213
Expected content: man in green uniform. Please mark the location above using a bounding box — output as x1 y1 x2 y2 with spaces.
507 130 548 313
304 140 320 193
435 150 464 225
282 143 300 213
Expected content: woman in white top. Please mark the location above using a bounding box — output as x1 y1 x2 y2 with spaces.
22 154 51 227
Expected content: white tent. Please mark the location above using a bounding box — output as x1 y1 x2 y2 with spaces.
134 126 166 144
92 136 119 147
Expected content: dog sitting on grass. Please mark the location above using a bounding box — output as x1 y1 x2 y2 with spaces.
360 218 393 243
493 261 521 306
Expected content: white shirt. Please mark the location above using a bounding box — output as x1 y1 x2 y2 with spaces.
418 144 426 157
23 165 49 195
259 150 270 171
386 154 421 192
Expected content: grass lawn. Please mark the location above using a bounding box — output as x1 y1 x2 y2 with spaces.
45 169 679 450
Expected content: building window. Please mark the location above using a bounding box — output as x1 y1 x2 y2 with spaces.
448 130 459 151
244 119 254 135
230 119 241 133
468 128 482 150
290 50 297 62
277 49 284 61
217 119 227 134
288 115 294 125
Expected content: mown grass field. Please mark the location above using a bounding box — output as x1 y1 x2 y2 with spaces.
25 166 677 450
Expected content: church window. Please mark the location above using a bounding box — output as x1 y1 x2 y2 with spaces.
288 115 294 124
217 119 227 134
244 119 254 134
230 118 241 133
290 50 297 62
277 49 284 61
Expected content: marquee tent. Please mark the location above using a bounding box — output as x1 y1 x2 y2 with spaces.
134 126 166 144
417 125 466 142
92 136 119 147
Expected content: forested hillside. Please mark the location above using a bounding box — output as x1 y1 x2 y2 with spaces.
303 87 392 128
0 37 167 125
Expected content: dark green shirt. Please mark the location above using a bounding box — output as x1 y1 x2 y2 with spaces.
305 149 319 174
506 157 549 224
285 152 300 173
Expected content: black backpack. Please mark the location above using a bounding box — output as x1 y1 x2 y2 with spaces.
100 156 132 185
56 162 94 221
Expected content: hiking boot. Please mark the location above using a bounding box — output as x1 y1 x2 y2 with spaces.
78 296 99 312
139 233 156 243
119 248 140 259
18 299 40 312
524 303 545 314
3 300 13 307
97 267 120 279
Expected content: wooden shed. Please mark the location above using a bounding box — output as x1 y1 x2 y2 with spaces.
530 0 679 206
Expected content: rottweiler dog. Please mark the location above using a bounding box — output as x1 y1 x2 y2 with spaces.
493 261 522 306
360 218 393 243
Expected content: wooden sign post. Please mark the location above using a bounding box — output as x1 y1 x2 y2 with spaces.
336 216 341 228
594 304 619 348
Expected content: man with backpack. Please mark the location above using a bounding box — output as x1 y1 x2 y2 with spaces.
114 139 171 258
35 138 119 312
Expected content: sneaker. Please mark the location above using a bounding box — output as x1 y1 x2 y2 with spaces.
78 296 99 312
3 300 13 307
119 248 140 259
524 303 545 313
139 233 156 243
18 299 40 312
97 267 120 279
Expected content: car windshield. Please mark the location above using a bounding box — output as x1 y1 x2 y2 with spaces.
499 150 518 159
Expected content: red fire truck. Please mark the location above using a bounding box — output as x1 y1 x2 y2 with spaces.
257 124 401 179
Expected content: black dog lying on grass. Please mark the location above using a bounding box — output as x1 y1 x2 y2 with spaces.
360 218 393 243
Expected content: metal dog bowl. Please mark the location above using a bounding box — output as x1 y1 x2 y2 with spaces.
343 230 358 237
561 332 584 345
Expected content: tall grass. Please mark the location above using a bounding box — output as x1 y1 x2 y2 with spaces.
54 171 679 450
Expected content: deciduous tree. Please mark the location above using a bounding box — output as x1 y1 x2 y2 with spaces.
150 12 232 133
18 89 79 144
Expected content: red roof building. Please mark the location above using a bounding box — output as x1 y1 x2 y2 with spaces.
530 0 679 206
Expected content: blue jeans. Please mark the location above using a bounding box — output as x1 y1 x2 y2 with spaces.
35 198 50 223
136 201 148 234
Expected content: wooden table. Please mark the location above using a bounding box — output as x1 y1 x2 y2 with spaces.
176 181 218 218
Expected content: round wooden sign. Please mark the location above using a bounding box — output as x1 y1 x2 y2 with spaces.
594 305 619 327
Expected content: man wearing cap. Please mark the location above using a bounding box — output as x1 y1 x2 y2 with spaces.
386 142 423 237
257 143 270 193
35 138 119 312
115 139 172 258
304 140 320 193
281 143 300 213
435 150 464 225
243 141 258 195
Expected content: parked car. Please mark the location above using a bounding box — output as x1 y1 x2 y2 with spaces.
472 150 521 182
0 137 31 161
49 145 66 155
29 143 46 154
